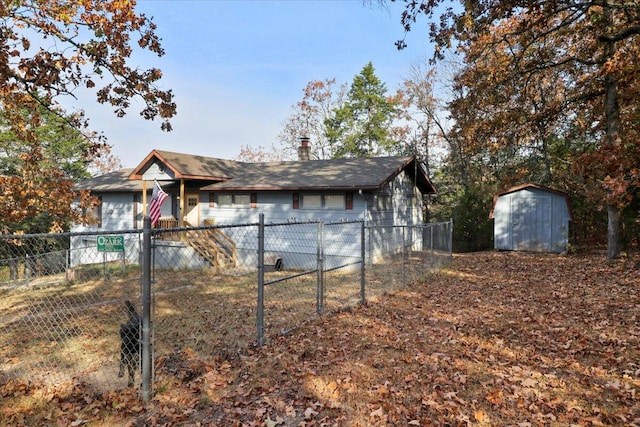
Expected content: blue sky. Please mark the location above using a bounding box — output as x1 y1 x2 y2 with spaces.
77 0 434 168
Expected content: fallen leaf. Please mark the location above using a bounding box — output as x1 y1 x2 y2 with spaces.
475 410 489 423
370 406 384 418
304 407 318 419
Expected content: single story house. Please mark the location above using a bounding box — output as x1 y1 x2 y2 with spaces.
490 183 572 253
71 142 436 270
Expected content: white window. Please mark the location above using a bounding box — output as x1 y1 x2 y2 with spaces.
234 194 251 207
300 194 345 209
302 194 322 209
215 193 253 208
324 194 345 209
217 194 232 206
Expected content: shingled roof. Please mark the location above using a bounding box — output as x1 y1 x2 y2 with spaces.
201 156 435 193
79 150 436 195
129 149 241 181
75 168 142 192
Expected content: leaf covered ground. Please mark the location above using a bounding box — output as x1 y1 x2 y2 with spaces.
1 251 639 426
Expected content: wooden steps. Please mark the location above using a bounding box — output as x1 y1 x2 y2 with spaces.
185 228 237 272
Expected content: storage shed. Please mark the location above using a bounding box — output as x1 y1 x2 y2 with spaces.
490 184 572 253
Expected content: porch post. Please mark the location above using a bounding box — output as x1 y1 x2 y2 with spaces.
142 180 148 216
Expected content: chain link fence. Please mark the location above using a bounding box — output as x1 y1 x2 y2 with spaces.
366 221 453 295
0 218 452 398
0 231 143 393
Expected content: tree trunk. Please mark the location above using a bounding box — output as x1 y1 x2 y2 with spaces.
603 6 623 259
604 68 623 259
607 203 623 259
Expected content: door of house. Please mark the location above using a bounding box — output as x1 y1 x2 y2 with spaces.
184 194 200 226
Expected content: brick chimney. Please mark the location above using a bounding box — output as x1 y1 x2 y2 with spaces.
298 136 311 161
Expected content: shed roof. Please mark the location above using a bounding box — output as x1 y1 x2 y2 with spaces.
489 183 572 219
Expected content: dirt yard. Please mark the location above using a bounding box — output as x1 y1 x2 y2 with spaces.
1 251 638 426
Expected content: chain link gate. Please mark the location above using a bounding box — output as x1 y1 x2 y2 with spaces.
149 219 260 400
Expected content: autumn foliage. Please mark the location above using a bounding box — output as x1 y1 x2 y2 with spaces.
0 145 96 233
391 1 640 257
1 252 638 425
0 0 175 233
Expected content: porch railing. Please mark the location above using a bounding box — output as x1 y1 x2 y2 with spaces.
155 218 179 240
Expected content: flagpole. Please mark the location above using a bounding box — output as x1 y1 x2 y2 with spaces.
149 180 169 228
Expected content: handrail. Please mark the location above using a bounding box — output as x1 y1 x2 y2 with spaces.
155 218 179 241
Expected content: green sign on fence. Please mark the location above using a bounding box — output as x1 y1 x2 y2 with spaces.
97 235 125 252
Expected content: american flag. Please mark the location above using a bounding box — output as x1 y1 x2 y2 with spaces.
149 180 168 227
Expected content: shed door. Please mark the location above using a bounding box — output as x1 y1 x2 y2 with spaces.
512 197 551 252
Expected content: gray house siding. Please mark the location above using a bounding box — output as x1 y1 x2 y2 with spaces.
70 193 138 267
69 235 140 268
204 171 423 270
71 153 434 270
493 187 571 253
73 193 135 232
81 171 421 268
392 170 423 226
204 192 368 225
366 172 424 261
202 192 368 271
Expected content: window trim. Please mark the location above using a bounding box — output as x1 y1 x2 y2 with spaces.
83 195 102 228
133 193 139 229
346 192 353 210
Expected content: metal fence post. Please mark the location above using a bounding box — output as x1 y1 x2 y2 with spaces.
360 221 366 305
449 218 454 262
141 216 152 402
257 213 265 346
430 224 434 257
402 226 406 284
368 225 373 267
316 221 324 314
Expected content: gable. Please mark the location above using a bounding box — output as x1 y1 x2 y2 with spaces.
128 149 240 181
